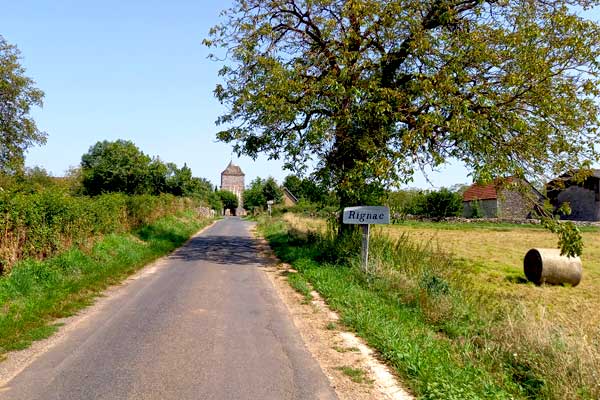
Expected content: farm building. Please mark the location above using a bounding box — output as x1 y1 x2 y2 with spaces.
282 187 298 206
462 179 539 219
547 170 600 221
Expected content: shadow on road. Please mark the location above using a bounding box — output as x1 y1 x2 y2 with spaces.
169 235 263 266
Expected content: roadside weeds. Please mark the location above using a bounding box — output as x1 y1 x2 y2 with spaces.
254 231 413 400
262 214 600 399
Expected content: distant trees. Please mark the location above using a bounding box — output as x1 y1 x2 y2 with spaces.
164 162 214 199
243 177 283 212
0 166 61 194
422 189 463 219
262 177 283 204
0 36 46 175
80 140 221 209
243 178 266 211
81 140 154 195
283 175 331 205
387 188 462 219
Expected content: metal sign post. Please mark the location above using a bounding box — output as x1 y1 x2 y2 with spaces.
361 224 370 272
342 206 390 273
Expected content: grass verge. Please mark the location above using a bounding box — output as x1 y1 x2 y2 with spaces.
0 210 212 357
287 271 314 301
335 366 373 384
259 216 599 400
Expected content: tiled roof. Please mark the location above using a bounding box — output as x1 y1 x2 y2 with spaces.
463 183 499 201
221 161 244 176
463 177 520 202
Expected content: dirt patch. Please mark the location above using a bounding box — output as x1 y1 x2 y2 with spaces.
254 234 413 400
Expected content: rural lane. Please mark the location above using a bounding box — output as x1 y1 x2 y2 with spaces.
0 217 338 400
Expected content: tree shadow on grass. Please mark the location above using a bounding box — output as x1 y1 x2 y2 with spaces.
505 274 530 284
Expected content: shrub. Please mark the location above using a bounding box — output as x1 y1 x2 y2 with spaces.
422 188 462 218
388 188 462 219
0 190 199 273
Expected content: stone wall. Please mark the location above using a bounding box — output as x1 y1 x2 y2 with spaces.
462 199 498 218
395 215 600 227
498 189 531 219
557 186 600 221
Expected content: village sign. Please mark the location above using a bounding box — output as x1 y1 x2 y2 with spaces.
342 206 390 272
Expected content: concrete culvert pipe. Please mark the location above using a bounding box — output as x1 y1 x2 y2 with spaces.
523 248 582 286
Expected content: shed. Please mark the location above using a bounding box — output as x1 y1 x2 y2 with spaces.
462 179 538 219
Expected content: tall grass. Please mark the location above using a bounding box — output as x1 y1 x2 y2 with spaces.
0 191 198 273
259 216 599 399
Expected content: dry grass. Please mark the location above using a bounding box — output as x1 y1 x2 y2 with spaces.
284 213 600 325
284 213 600 398
285 213 328 233
381 223 600 336
383 222 600 399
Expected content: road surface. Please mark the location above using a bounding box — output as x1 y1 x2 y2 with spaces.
0 217 337 400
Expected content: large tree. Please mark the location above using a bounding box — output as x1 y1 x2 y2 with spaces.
0 36 46 174
243 176 284 211
206 0 600 253
81 140 154 195
284 174 332 204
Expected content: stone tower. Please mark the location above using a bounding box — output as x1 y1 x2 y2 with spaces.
220 161 245 216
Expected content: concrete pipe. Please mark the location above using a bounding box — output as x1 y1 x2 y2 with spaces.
523 248 582 286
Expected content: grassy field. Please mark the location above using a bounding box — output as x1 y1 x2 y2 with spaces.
265 214 600 399
384 221 600 329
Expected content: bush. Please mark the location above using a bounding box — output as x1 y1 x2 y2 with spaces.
388 188 462 219
423 188 462 218
0 190 199 273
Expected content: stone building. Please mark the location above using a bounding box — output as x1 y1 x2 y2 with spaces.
462 179 540 219
547 170 600 221
220 161 245 216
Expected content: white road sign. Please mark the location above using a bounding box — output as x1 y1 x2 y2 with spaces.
342 206 390 225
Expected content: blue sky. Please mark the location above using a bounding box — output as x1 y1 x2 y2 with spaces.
1 1 598 189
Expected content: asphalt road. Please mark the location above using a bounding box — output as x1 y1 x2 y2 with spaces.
0 217 338 400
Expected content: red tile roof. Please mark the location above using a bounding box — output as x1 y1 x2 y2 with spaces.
463 183 499 201
463 177 519 202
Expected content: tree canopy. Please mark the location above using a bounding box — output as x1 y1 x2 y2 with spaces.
243 176 284 211
81 140 219 206
81 140 154 195
206 0 600 253
0 36 46 174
